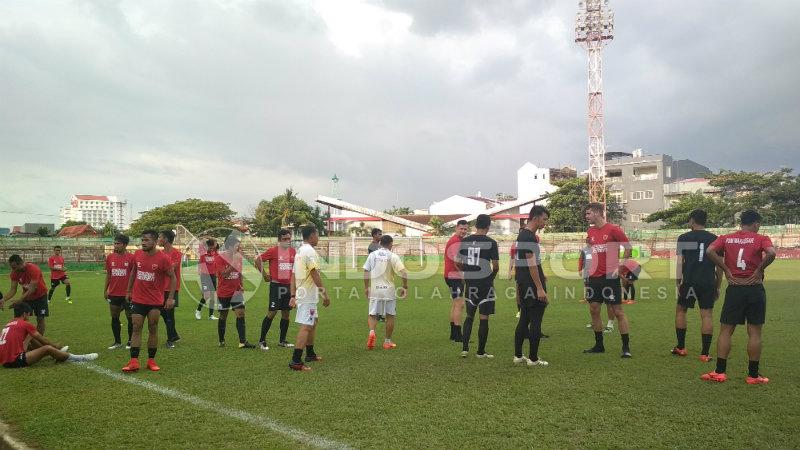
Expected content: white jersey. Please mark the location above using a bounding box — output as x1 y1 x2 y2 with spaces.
363 247 405 300
293 243 320 304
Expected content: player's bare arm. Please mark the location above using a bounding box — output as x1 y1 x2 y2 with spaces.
398 269 408 299
310 268 329 307
747 246 777 285
289 273 297 308
363 269 370 300
126 263 137 301
0 281 19 309
164 266 177 309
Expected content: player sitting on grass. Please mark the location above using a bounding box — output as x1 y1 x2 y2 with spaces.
1 303 97 368
363 234 408 350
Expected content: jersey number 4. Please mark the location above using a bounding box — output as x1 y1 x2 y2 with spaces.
736 248 747 271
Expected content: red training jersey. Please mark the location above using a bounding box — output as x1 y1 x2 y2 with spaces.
709 230 774 278
48 255 66 280
105 251 135 297
258 246 296 285
444 234 462 279
216 251 243 298
0 319 37 364
131 250 172 306
586 223 630 278
9 263 48 300
162 248 182 291
198 248 217 275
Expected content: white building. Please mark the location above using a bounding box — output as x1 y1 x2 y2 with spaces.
59 195 129 230
429 193 503 216
517 163 558 214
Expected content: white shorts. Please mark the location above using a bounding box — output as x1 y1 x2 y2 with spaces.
295 303 319 327
369 298 396 316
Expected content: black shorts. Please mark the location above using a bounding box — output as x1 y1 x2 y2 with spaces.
624 267 641 281
585 277 622 305
720 284 766 325
26 296 49 318
445 278 464 299
464 284 495 316
130 302 163 316
107 295 128 307
678 284 716 310
2 352 27 369
517 282 548 309
163 291 179 308
269 283 292 311
50 276 69 287
200 274 217 293
218 293 245 311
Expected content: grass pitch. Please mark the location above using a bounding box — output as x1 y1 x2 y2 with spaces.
0 259 799 449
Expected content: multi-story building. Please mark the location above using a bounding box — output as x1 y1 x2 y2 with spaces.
59 195 129 230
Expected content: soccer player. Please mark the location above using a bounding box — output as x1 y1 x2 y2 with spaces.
508 240 521 319
288 225 330 371
620 260 641 305
215 235 256 349
159 230 182 349
674 209 722 360
48 246 72 304
513 206 550 367
196 238 219 320
363 235 408 350
122 230 177 373
445 220 469 342
256 229 297 350
702 210 775 384
582 202 633 358
1 303 97 369
1 255 50 335
457 214 499 358
105 234 135 349
367 228 382 254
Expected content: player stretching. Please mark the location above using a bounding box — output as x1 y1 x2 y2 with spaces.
48 246 72 304
122 230 176 372
445 220 469 342
702 210 775 384
105 234 135 349
256 229 297 350
363 235 408 350
215 235 256 349
196 238 219 320
457 214 499 359
1 303 97 369
159 230 182 348
513 206 550 367
289 226 330 371
583 202 633 358
2 255 50 335
674 209 722 360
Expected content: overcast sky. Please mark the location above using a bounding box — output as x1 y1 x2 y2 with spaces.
1 0 798 227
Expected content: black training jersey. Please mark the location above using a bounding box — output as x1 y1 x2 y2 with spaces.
367 242 380 254
514 228 544 285
458 234 499 287
677 229 718 285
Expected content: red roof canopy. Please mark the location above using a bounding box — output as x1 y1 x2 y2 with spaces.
57 224 100 238
75 195 109 201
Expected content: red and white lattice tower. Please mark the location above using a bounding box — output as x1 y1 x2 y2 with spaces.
575 0 614 206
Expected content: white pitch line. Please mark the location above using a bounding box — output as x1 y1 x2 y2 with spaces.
78 363 353 450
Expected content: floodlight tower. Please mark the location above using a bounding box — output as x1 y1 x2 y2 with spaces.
575 0 614 206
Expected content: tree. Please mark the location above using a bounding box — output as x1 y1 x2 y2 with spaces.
429 216 451 236
36 227 50 237
128 199 235 236
250 188 326 236
58 220 86 232
384 206 413 215
101 222 120 237
545 177 624 231
645 193 734 228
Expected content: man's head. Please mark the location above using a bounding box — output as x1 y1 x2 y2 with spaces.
688 209 707 230
278 229 292 248
475 214 491 231
371 228 382 242
223 234 241 252
114 234 130 253
456 220 469 238
740 210 762 232
53 245 62 255
527 205 550 230
8 254 24 272
158 229 176 247
302 225 319 246
141 230 159 252
13 302 32 319
584 202 605 226
205 238 218 252
379 234 393 250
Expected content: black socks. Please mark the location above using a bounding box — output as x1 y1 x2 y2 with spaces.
260 316 273 343
477 319 488 354
236 317 246 344
701 334 712 355
111 317 121 343
676 328 687 349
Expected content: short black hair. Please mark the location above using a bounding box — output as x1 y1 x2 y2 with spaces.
142 229 159 241
528 205 550 220
205 238 216 248
688 209 707 226
371 228 382 238
14 302 32 318
301 225 317 241
223 234 240 250
278 229 291 239
8 254 22 265
159 229 176 244
54 245 62 250
585 202 605 214
741 210 762 226
380 235 393 247
456 220 468 226
114 234 130 245
475 214 491 230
